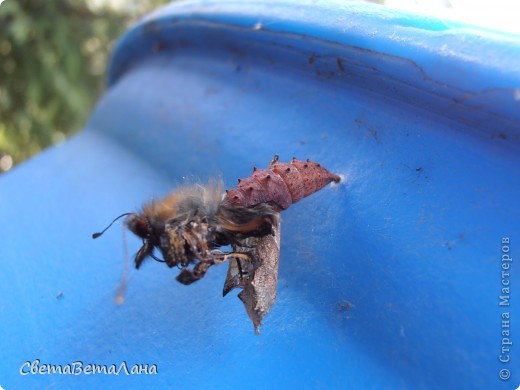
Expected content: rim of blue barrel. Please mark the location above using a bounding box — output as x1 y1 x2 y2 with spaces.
104 0 520 143
108 0 520 88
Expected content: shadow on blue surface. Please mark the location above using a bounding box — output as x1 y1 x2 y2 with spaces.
1 0 519 388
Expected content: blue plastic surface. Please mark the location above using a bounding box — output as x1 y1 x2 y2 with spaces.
1 0 519 388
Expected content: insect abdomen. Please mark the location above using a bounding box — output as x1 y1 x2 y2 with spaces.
222 157 341 211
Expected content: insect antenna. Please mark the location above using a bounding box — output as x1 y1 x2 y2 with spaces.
92 212 134 239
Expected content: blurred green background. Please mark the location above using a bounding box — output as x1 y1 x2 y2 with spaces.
0 0 169 173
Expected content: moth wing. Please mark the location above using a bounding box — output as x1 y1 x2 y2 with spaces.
223 217 281 334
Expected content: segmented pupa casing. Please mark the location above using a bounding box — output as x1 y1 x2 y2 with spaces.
221 156 341 211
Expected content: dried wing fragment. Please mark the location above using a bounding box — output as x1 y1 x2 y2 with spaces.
224 218 280 334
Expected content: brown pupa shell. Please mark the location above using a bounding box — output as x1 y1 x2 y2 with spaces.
221 156 340 211
223 218 281 335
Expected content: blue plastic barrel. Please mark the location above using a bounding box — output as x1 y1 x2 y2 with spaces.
1 0 519 388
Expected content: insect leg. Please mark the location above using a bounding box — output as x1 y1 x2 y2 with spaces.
176 261 212 285
135 240 153 269
207 250 254 266
176 251 254 286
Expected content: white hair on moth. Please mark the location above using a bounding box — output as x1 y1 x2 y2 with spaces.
199 179 225 214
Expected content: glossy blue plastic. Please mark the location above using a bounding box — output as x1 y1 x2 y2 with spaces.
1 0 519 388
